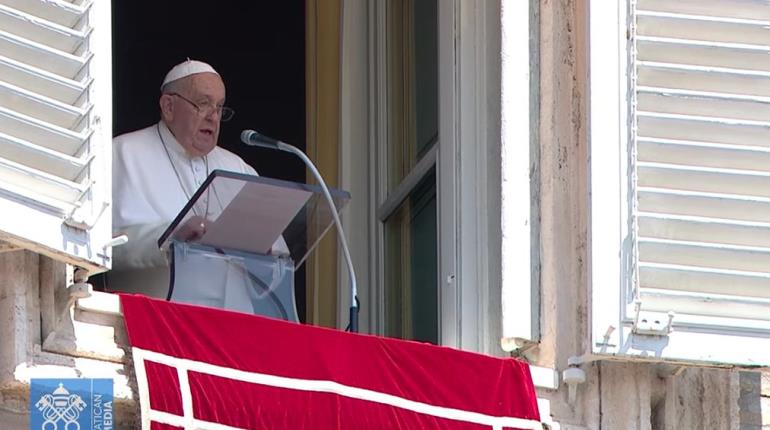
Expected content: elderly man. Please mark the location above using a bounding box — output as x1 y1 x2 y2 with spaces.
110 60 293 316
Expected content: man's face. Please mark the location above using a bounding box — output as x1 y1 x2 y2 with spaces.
162 73 226 157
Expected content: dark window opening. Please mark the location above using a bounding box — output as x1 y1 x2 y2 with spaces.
108 1 307 321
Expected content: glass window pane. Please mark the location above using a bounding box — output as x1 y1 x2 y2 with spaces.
386 0 438 191
384 170 438 343
413 0 438 159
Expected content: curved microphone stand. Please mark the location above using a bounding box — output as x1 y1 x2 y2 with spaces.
241 130 359 332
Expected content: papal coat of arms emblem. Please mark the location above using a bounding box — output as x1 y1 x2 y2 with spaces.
34 383 88 430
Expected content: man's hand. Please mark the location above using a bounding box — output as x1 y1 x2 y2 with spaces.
173 215 207 242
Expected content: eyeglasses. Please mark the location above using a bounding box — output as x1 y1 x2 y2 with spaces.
169 92 235 122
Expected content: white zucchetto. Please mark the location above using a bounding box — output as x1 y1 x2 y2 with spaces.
161 59 219 90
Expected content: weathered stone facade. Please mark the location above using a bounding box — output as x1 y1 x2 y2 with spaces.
0 251 137 429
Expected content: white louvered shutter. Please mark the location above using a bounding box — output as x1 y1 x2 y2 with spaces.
0 0 112 272
591 0 770 366
635 0 770 329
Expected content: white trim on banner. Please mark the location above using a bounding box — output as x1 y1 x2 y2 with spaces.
132 347 544 430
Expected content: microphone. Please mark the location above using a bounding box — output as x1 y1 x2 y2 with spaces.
240 129 283 149
241 129 360 333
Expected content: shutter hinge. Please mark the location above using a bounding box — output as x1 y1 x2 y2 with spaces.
632 302 674 336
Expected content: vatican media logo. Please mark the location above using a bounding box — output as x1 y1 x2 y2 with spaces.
35 383 86 429
30 379 113 430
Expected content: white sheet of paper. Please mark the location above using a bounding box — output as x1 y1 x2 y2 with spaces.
201 181 312 254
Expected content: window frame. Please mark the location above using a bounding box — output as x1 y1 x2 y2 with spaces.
377 0 440 343
341 0 535 354
437 0 514 351
499 0 538 348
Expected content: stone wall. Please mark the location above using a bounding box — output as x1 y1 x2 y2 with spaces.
0 251 138 429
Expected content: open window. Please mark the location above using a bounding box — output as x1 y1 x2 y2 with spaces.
378 0 440 344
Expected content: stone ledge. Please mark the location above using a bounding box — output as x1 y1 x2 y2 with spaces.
77 291 122 316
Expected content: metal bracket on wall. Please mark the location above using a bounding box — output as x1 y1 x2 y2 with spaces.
632 301 674 336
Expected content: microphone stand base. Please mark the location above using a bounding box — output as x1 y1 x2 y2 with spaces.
349 305 359 333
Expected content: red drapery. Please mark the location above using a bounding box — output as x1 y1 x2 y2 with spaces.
121 294 541 429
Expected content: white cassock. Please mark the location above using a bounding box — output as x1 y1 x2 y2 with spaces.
110 121 292 315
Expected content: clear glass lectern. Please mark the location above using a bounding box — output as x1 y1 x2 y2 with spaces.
157 170 350 321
